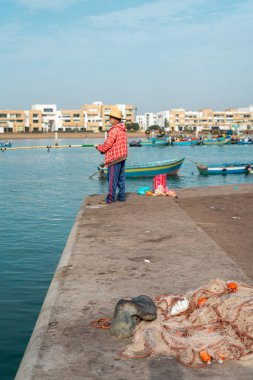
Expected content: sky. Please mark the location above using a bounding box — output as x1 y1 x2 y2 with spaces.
0 0 253 114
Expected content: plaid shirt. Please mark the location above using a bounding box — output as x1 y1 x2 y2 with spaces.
97 122 128 165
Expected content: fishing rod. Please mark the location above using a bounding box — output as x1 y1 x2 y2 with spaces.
1 144 95 151
185 157 200 165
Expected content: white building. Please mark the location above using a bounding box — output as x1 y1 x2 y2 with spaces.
144 113 157 130
32 104 59 131
136 115 145 131
156 111 170 130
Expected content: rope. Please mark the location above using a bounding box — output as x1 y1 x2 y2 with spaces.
90 318 111 329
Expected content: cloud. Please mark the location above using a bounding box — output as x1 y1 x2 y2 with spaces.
16 0 84 11
88 0 253 52
90 0 209 29
1 0 253 111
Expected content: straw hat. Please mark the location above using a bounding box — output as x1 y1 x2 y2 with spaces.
109 107 122 120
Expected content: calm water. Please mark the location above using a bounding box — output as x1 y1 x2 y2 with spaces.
1 138 253 379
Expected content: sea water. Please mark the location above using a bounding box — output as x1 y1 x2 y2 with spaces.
1 138 253 380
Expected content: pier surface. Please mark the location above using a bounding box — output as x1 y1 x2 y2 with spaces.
15 184 253 380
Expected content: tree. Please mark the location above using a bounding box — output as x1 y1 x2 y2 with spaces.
126 122 140 131
147 124 160 131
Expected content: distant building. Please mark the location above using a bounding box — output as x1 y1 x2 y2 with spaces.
0 110 26 133
0 102 136 133
136 115 145 131
136 105 253 133
156 111 170 130
1 103 253 134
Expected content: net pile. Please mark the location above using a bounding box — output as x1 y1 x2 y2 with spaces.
121 279 253 367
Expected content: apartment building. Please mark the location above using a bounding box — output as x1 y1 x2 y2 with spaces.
81 102 103 132
138 105 253 133
61 110 85 131
156 111 170 130
0 110 27 133
1 103 252 134
0 102 136 133
168 107 253 133
144 113 157 129
136 115 145 131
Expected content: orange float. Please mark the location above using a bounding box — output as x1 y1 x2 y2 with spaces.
199 350 212 364
227 281 238 292
197 297 207 307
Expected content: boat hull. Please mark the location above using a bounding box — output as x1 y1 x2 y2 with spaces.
203 138 230 145
129 140 142 147
99 158 185 178
141 140 169 146
0 142 12 148
172 140 199 146
236 140 253 145
197 162 252 175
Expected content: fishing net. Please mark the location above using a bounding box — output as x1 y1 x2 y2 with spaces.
120 279 253 367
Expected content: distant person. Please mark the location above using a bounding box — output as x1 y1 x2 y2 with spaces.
95 107 128 204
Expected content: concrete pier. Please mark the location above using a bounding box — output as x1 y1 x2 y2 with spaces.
15 184 253 380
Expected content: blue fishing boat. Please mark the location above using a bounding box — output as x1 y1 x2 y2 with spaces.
140 138 169 146
236 139 253 145
197 162 253 175
0 141 12 148
98 158 185 178
203 138 230 145
172 139 200 146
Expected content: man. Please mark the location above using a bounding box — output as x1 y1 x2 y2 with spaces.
96 107 128 204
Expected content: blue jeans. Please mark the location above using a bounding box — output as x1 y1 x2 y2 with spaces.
106 161 126 204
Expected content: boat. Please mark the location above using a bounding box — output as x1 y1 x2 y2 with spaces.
129 140 142 147
202 138 230 145
98 158 185 178
140 138 169 146
236 139 253 145
0 141 12 148
172 139 200 146
197 162 253 175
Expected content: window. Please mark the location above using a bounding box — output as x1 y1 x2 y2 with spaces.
0 114 7 118
43 108 53 113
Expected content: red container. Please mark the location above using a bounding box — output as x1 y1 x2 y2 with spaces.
153 174 167 190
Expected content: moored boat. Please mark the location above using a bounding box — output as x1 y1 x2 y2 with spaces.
98 158 185 178
140 138 169 146
129 140 142 147
0 141 12 148
172 139 200 146
197 162 253 175
202 138 230 145
236 139 253 145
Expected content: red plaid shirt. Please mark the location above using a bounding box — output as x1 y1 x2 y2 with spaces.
97 122 128 165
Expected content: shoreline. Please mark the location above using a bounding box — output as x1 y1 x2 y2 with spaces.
0 132 146 140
